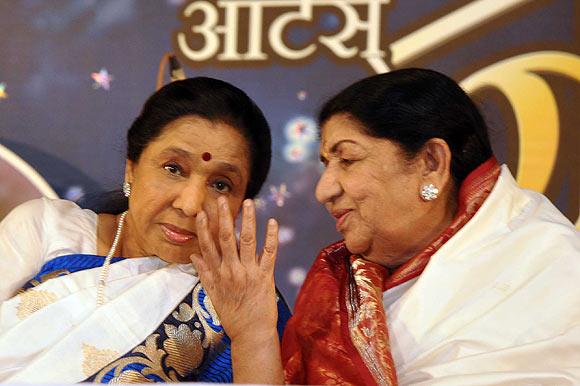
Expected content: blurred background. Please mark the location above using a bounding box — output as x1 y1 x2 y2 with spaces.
0 0 578 306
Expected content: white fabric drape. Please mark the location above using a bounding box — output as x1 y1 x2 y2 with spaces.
384 166 580 385
0 198 199 383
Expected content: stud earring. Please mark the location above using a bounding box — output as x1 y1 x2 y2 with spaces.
122 182 131 198
420 183 439 201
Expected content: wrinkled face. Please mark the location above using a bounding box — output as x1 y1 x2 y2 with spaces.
124 116 250 263
316 114 429 266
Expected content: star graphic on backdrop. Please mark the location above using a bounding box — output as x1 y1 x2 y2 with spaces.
269 183 291 208
91 68 113 90
0 83 7 99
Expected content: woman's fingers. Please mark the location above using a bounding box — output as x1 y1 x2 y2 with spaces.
217 196 240 265
190 200 280 346
260 218 279 271
189 253 209 279
195 210 220 271
239 199 257 266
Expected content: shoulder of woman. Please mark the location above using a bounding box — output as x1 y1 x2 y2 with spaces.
1 197 50 228
1 197 98 248
3 197 90 224
1 198 99 270
0 198 73 299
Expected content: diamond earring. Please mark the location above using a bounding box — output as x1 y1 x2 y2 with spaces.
122 182 131 198
420 183 439 201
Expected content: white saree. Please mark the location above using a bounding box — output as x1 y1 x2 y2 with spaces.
384 166 580 385
0 198 200 383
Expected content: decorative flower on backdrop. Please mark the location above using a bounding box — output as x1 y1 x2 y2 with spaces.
283 116 317 164
91 68 113 90
284 142 310 163
285 116 317 143
269 183 290 207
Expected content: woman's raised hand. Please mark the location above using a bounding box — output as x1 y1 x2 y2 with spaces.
190 196 283 383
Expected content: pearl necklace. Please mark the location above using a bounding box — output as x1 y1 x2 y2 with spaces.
96 211 127 306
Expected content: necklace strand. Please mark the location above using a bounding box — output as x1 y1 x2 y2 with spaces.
96 211 127 306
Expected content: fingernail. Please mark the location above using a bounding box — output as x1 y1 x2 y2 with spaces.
197 211 206 223
268 218 277 227
244 199 252 208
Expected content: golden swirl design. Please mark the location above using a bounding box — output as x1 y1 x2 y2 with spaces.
461 51 580 229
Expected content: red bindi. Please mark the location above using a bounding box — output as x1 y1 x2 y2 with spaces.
202 152 212 161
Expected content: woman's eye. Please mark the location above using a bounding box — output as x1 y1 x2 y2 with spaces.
340 158 354 166
163 163 182 176
212 180 232 193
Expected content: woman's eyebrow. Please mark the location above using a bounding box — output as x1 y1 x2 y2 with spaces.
159 147 193 159
159 147 242 178
323 139 359 156
320 139 359 163
214 161 242 179
331 139 358 153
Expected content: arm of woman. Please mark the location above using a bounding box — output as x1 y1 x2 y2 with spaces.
0 199 46 301
190 197 283 384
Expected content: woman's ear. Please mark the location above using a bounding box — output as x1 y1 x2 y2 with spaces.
420 138 452 188
124 159 134 184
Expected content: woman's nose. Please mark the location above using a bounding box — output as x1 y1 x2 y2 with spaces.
315 166 341 204
173 178 206 217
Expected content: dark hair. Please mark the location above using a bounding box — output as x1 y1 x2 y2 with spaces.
84 77 271 214
319 68 492 187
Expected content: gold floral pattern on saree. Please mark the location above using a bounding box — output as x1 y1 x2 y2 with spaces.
82 343 120 378
91 334 172 382
347 257 396 386
163 323 204 377
171 303 195 322
15 268 71 320
16 289 58 319
88 282 226 383
319 368 356 385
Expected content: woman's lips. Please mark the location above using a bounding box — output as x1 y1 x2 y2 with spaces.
333 210 352 232
160 223 195 244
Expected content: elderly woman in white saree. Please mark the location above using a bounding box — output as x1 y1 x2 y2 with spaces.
0 77 290 384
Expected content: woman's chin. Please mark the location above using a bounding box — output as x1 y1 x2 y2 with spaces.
156 246 198 264
161 255 193 264
343 237 370 256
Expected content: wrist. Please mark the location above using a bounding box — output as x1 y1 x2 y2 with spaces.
230 328 284 384
230 327 279 348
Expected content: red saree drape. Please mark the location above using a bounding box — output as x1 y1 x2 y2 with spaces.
282 157 501 385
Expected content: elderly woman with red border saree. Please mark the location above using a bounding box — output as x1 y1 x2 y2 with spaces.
194 68 580 385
